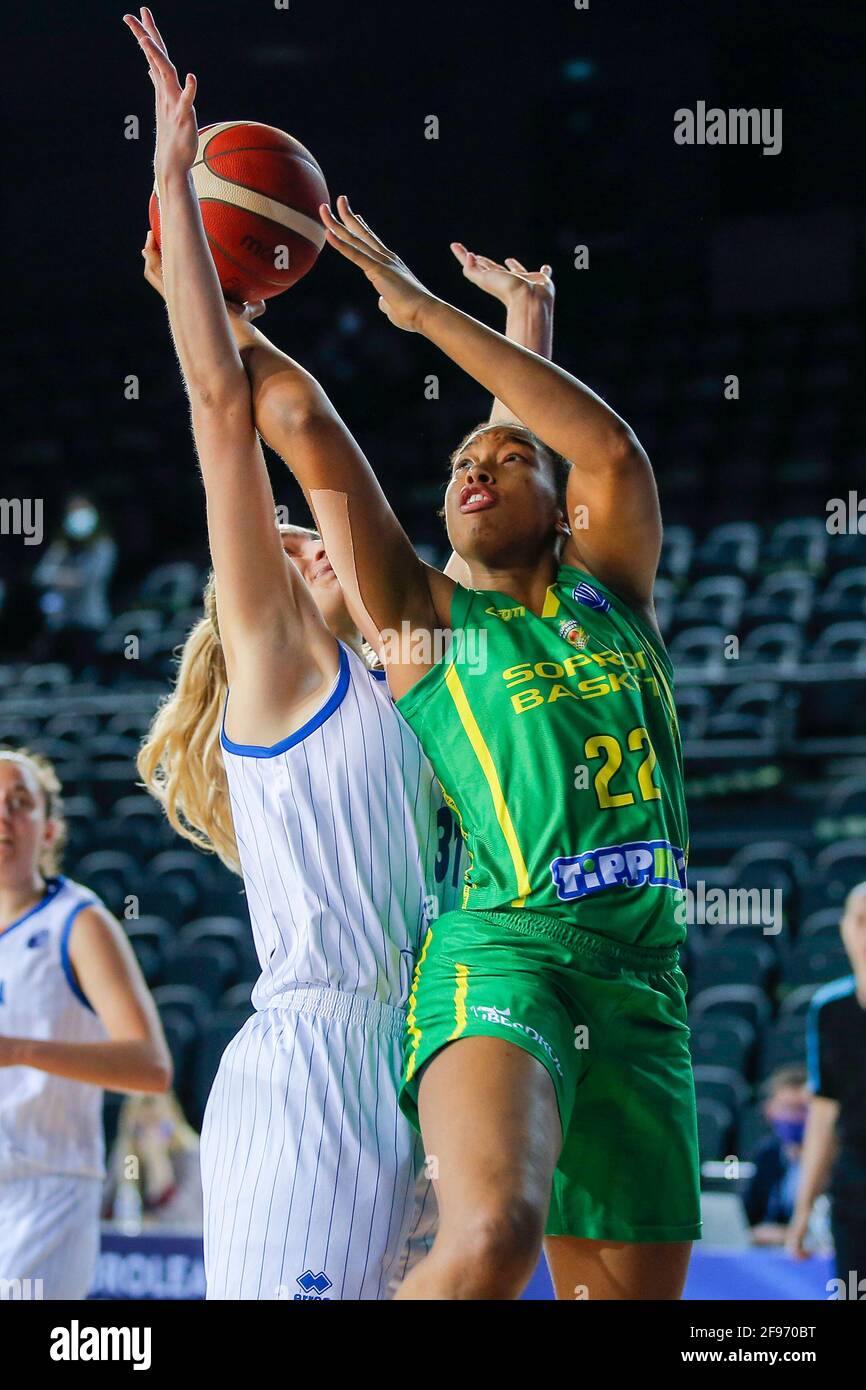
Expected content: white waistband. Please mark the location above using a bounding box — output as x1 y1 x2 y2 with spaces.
256 986 407 1039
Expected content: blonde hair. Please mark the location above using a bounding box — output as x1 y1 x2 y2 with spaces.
137 572 241 874
0 747 66 877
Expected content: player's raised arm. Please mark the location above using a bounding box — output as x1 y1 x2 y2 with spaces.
123 9 336 707
450 244 555 426
323 197 661 611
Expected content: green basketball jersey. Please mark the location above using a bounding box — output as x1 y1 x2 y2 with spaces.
396 565 689 948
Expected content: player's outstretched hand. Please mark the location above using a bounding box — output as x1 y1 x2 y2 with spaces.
320 196 435 333
141 230 265 320
123 7 197 185
450 244 554 307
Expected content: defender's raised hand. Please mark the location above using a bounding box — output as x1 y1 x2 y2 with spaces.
451 244 554 307
123 8 197 186
320 196 435 332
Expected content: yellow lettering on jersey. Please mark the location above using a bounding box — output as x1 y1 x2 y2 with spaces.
563 652 594 674
485 605 526 621
501 649 663 707
577 676 611 698
512 688 545 713
608 670 640 693
503 663 535 687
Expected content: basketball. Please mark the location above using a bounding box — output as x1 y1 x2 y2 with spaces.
149 120 330 303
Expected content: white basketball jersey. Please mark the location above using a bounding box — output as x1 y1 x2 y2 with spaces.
221 643 464 1011
0 876 107 1181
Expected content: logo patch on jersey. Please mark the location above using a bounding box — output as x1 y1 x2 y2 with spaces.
572 582 611 613
484 604 526 622
551 839 687 901
558 619 588 649
27 929 50 949
295 1270 332 1299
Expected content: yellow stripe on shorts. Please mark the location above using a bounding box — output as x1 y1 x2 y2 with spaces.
447 963 470 1041
443 663 532 906
405 926 433 1084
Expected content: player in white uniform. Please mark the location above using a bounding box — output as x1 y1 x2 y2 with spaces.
128 11 460 1300
206 634 457 1299
0 749 172 1299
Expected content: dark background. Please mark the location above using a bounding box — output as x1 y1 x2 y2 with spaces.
4 0 865 593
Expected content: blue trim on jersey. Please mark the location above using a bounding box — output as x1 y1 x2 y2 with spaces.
220 645 351 758
806 974 855 1094
0 876 65 944
60 901 97 1012
370 667 387 682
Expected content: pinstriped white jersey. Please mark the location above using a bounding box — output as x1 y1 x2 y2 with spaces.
0 876 107 1181
220 643 465 1011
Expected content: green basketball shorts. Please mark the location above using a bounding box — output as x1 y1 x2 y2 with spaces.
400 906 701 1244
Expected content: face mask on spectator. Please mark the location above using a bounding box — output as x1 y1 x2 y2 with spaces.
771 1117 805 1145
64 505 98 540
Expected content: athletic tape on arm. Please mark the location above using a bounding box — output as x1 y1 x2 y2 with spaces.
309 488 385 644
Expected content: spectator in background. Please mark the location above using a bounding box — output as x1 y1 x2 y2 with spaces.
787 883 866 1280
743 1065 809 1244
104 1092 202 1230
32 494 116 665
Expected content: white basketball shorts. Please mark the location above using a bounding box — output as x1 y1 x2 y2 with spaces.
200 986 435 1300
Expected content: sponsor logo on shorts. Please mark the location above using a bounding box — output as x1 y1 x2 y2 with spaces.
551 839 687 901
294 1269 332 1300
469 1004 563 1078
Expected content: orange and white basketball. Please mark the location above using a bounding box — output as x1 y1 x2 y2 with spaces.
149 120 330 303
